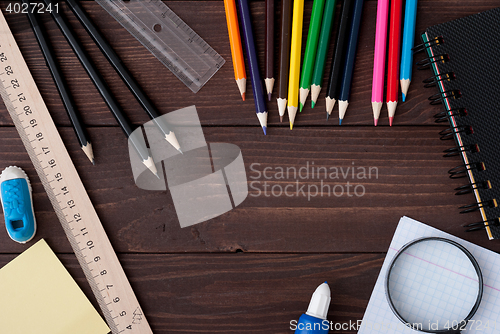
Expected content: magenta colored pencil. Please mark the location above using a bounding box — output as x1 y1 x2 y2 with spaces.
371 0 389 126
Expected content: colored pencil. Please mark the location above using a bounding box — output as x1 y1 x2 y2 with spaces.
400 0 418 102
338 0 364 124
223 0 247 101
277 0 293 122
237 0 268 134
386 0 403 126
287 0 305 129
44 0 158 176
66 0 181 153
310 0 337 109
325 0 354 118
371 0 390 126
23 1 94 164
298 0 325 112
265 0 275 101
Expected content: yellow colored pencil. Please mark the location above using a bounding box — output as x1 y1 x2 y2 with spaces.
287 0 305 130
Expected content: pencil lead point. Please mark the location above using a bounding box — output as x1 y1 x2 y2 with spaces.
242 92 246 101
280 115 283 122
92 159 95 165
311 101 315 109
402 93 406 102
268 93 272 101
177 147 183 154
299 103 303 113
374 118 378 127
290 123 293 130
262 126 267 135
339 118 342 125
389 117 394 126
326 112 330 121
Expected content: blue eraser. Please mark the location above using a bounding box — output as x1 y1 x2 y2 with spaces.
0 166 36 243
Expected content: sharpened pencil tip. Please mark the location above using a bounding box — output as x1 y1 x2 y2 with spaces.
339 118 342 125
177 147 183 154
311 101 315 109
389 117 393 126
290 123 293 130
280 115 283 122
268 93 272 101
262 126 267 135
374 118 378 126
326 112 330 121
299 103 303 113
92 159 95 165
242 92 245 101
402 93 406 102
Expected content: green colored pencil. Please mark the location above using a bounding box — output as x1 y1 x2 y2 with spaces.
310 0 337 108
298 0 325 112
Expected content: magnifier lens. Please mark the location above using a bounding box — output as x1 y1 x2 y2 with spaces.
387 239 481 332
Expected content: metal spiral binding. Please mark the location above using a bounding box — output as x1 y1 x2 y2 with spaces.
464 218 500 232
424 72 456 88
454 180 491 195
439 125 473 140
416 54 450 70
448 162 484 179
418 36 499 233
434 108 467 123
429 89 461 105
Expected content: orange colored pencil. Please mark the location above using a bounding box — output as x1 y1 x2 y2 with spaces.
224 0 246 101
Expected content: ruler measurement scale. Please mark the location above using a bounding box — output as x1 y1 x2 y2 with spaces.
0 10 152 334
96 0 225 93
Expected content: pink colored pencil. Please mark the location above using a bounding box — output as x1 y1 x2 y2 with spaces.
371 0 389 126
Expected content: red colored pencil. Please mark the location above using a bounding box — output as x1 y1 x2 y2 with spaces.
386 0 402 126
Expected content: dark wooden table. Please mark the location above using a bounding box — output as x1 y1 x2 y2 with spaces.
1 1 499 333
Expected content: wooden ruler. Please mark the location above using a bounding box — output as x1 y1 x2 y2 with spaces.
0 9 152 334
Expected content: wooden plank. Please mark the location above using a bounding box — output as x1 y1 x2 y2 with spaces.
0 126 496 254
0 1 498 127
0 252 385 333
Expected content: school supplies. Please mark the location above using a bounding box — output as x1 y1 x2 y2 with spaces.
96 0 225 93
419 7 500 240
359 216 500 333
0 10 152 332
0 166 36 244
294 282 331 334
0 240 110 334
265 0 275 100
23 0 93 164
386 0 402 126
325 0 353 119
277 0 293 121
237 0 268 134
65 0 181 154
400 0 418 101
43 0 158 177
371 0 389 126
299 0 325 112
338 0 364 123
310 0 337 108
288 0 305 129
224 0 246 101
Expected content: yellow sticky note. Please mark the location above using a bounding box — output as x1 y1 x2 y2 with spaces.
0 239 110 334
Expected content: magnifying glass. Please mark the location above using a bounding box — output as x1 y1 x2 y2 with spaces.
385 237 483 333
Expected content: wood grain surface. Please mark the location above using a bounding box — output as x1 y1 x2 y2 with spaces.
0 1 499 333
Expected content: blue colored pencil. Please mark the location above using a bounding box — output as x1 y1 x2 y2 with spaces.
237 0 268 135
338 0 364 124
400 0 418 102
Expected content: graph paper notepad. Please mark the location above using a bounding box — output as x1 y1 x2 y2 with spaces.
358 217 500 333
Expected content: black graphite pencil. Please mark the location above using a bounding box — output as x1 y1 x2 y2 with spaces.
23 0 94 164
43 0 158 177
65 0 181 153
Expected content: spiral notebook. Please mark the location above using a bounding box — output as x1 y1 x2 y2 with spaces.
420 7 500 240
358 216 500 333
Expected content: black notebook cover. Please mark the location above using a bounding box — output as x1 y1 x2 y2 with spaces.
421 7 500 239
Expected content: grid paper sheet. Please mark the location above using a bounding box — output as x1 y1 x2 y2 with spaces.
358 216 500 333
